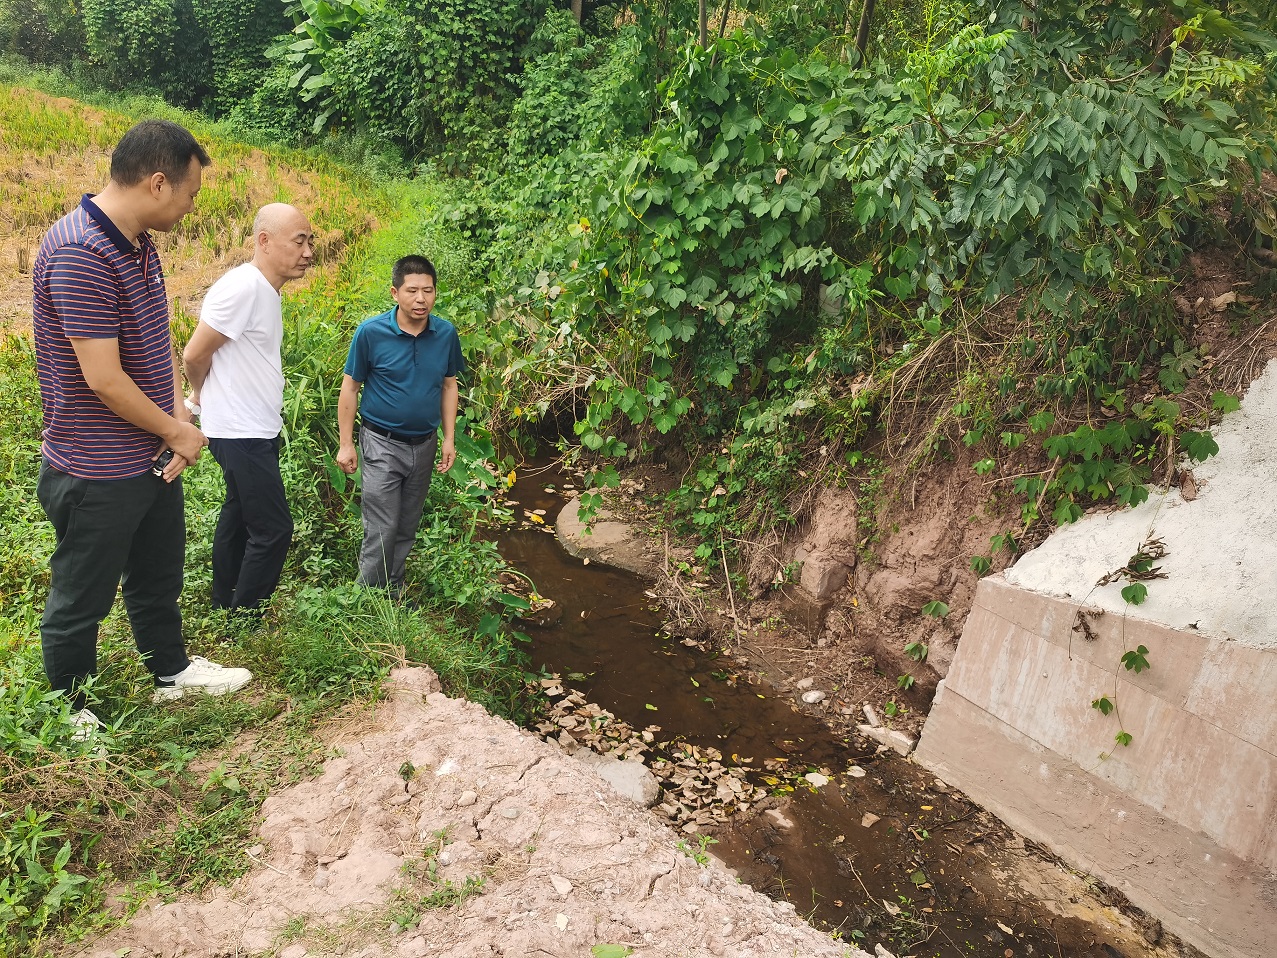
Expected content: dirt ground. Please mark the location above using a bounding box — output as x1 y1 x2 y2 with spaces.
77 668 868 958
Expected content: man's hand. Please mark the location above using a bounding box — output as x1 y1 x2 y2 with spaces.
337 442 359 475
163 419 208 463
157 451 190 483
437 436 456 473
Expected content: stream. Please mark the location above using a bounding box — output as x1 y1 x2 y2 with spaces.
494 465 1163 958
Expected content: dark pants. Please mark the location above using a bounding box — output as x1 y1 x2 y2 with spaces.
37 459 190 710
208 436 293 611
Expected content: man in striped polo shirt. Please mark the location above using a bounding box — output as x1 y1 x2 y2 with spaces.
33 119 252 736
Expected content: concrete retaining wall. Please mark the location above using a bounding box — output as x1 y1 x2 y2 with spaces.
915 575 1277 958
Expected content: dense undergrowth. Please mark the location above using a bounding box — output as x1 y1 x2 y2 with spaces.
463 2 1277 562
2 0 1277 950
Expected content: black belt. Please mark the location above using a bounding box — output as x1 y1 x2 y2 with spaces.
360 421 432 446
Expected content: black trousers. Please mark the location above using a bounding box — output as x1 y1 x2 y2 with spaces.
208 436 293 611
37 459 190 710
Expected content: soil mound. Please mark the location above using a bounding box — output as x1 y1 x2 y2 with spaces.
78 668 865 958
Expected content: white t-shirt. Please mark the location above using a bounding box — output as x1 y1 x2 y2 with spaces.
198 263 285 439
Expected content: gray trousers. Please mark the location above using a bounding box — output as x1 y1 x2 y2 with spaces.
357 428 437 590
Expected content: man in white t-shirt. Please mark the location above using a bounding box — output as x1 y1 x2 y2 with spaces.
183 204 314 612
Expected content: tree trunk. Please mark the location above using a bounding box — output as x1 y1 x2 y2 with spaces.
699 0 708 47
571 0 583 24
854 0 877 63
710 0 732 67
717 0 731 40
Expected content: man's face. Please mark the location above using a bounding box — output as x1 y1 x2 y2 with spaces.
261 212 315 282
151 156 204 232
392 273 437 323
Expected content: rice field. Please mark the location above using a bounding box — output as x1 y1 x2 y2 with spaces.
0 85 392 330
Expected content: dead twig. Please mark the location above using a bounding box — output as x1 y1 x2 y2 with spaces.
719 529 741 645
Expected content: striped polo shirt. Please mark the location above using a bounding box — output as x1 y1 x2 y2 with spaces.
33 195 175 480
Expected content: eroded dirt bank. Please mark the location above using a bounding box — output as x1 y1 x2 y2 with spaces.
79 668 866 958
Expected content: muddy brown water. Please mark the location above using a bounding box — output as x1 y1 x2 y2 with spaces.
495 470 1152 958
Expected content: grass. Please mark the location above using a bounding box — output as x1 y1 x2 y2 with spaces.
0 82 528 954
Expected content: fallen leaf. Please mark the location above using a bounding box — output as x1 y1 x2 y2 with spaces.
997 921 1014 935
1211 290 1238 311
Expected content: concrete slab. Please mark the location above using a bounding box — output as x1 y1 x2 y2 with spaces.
916 578 1277 958
917 679 1277 958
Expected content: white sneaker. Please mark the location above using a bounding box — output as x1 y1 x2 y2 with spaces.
70 707 103 743
153 656 253 702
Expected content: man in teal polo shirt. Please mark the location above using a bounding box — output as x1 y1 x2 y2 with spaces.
335 255 464 593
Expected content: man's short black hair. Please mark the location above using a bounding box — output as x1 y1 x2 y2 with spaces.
392 255 437 288
109 120 211 188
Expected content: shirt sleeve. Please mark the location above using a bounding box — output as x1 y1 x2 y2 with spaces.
344 323 370 382
199 271 255 341
46 245 121 339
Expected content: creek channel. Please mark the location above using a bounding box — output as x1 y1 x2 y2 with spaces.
493 465 1165 958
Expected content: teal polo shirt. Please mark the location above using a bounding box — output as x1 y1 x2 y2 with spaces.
344 307 465 437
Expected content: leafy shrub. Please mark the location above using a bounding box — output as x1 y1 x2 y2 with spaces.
190 0 289 117
81 0 214 106
323 6 433 148
279 0 550 162
475 2 1276 542
0 0 84 68
505 10 643 164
